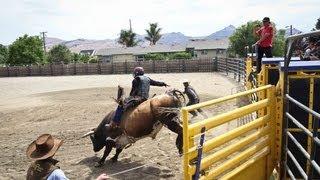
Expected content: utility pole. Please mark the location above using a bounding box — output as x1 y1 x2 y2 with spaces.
286 25 293 35
129 19 132 31
40 31 47 52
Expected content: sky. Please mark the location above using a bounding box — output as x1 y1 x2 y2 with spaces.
0 0 319 45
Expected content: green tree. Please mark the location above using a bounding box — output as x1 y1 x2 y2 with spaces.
229 21 260 57
7 34 45 66
47 44 72 64
0 44 8 65
229 21 286 57
79 54 90 63
145 23 162 45
272 29 286 57
118 29 139 47
72 53 81 63
144 53 166 60
168 52 192 60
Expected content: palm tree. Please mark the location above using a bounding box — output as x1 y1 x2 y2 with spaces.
118 29 138 47
145 23 162 45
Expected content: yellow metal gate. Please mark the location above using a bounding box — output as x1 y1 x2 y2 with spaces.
182 85 277 180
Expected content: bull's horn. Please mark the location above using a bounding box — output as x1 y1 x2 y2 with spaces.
82 130 94 138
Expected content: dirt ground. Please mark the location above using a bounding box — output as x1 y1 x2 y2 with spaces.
0 72 239 180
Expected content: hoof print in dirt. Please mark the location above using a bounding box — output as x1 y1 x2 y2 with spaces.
95 162 104 167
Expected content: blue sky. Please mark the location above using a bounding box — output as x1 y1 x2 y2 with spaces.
1 0 319 45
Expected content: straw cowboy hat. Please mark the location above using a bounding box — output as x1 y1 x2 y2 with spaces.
26 134 63 161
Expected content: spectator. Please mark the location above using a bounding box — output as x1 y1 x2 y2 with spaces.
183 80 207 118
303 37 320 60
26 134 109 180
254 17 274 73
26 134 68 180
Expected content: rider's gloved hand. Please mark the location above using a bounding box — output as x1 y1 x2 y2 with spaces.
164 83 169 87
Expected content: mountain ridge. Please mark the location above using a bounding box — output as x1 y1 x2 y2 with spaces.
46 25 302 53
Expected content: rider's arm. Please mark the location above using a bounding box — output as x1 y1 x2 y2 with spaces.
129 78 139 96
149 78 167 87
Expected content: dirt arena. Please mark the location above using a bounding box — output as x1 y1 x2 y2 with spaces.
0 72 239 180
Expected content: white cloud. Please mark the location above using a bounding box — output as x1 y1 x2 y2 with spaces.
0 0 319 44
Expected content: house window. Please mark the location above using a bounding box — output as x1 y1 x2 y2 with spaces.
136 55 144 61
201 50 208 55
217 49 224 54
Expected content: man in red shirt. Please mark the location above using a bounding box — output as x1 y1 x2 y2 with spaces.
254 17 273 73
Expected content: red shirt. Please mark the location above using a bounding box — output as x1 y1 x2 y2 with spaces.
257 25 273 47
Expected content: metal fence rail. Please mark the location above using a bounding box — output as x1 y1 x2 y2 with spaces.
216 58 246 82
280 30 320 179
284 94 320 178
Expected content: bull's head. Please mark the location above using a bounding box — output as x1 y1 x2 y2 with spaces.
82 128 106 152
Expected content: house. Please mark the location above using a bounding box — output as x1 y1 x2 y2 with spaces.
79 49 95 56
95 39 229 63
186 39 229 59
95 45 185 62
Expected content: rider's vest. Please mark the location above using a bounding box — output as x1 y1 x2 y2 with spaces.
136 75 150 99
185 86 199 102
26 159 59 180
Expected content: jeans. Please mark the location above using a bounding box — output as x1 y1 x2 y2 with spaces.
113 97 146 124
257 46 273 73
187 99 203 116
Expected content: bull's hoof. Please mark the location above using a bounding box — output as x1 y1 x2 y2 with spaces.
111 157 118 163
95 161 104 167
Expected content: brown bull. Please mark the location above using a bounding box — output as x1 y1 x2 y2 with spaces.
82 89 184 166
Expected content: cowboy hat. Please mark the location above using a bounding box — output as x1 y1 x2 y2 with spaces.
182 79 190 84
26 134 63 161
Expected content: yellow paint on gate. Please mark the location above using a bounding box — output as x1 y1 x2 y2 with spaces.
182 85 277 180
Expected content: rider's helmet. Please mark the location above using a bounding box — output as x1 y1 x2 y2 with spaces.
133 67 144 77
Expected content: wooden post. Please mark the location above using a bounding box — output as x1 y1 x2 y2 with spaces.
6 66 10 77
38 65 42 76
111 61 114 74
17 67 20 77
152 60 155 73
214 57 218 71
27 65 31 76
238 59 241 82
85 63 89 74
50 63 53 76
98 61 101 74
182 59 186 72
125 60 128 74
226 58 228 75
197 59 200 72
74 62 76 75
